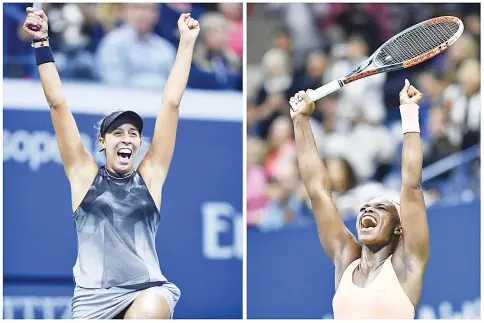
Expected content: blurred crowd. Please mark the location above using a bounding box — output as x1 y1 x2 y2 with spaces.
247 3 480 230
4 3 242 91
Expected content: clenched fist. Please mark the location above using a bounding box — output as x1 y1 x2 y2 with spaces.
178 13 200 44
399 79 423 105
289 90 315 120
23 7 48 40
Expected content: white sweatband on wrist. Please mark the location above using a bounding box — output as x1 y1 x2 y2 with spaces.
399 103 420 134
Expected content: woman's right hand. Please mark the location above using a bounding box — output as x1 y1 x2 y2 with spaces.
23 7 49 40
289 90 315 120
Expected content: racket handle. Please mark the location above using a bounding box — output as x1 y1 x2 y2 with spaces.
28 3 43 31
307 80 342 102
33 2 42 11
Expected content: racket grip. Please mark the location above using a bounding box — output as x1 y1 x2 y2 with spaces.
29 3 43 31
307 80 342 102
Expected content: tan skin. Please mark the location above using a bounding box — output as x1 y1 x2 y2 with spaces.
289 83 429 310
24 7 200 319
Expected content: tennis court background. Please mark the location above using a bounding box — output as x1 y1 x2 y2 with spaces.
3 81 243 319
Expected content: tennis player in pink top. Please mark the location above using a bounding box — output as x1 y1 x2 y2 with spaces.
289 80 429 319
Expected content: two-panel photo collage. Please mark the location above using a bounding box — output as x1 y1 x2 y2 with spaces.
2 1 481 320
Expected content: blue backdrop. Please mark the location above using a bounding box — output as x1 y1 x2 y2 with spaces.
4 108 243 319
248 200 480 319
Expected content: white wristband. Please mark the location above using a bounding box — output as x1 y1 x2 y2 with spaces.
399 103 420 134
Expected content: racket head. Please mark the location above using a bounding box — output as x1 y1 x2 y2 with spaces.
345 55 374 78
372 16 464 69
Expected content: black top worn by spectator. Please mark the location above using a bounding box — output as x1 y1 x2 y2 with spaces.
255 81 299 139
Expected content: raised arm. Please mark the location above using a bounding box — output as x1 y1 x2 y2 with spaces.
290 91 360 266
139 13 199 200
23 8 97 189
398 80 429 266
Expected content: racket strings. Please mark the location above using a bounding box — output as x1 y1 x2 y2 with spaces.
375 20 460 66
385 24 455 62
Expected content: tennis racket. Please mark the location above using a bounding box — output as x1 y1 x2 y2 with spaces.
27 2 43 31
290 16 464 111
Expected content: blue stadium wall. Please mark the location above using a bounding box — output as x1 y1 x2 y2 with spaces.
3 80 243 319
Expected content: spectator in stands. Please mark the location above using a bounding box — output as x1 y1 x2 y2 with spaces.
324 156 395 217
4 3 38 78
189 12 241 90
295 50 327 96
248 48 298 138
265 4 323 71
217 3 243 58
422 107 459 183
418 70 447 110
444 32 478 84
325 34 386 132
271 26 305 75
96 3 176 89
414 69 446 141
444 58 480 150
261 158 311 230
37 4 105 80
96 3 124 34
334 3 383 53
273 26 292 54
464 14 480 57
264 115 296 180
156 4 205 47
326 157 357 196
247 136 269 227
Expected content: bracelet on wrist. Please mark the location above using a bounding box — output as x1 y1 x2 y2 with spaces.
31 36 49 48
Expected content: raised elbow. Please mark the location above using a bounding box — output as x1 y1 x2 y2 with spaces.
163 98 180 109
48 99 68 110
306 179 331 199
401 172 421 189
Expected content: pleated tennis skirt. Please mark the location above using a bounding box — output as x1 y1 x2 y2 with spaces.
71 281 181 319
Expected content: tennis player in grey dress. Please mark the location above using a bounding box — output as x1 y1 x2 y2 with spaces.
22 6 200 319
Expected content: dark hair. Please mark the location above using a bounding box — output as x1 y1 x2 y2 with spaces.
94 114 111 153
342 158 357 190
323 156 358 191
274 25 291 38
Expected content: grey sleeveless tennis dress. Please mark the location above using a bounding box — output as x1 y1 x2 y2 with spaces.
71 166 180 319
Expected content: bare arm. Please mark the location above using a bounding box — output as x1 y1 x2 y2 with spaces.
398 81 429 266
290 91 360 266
139 14 200 198
24 9 96 183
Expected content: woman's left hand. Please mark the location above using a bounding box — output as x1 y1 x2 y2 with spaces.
399 79 424 105
178 13 200 43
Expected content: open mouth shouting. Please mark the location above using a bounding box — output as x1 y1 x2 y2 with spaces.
117 148 133 165
360 213 379 232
